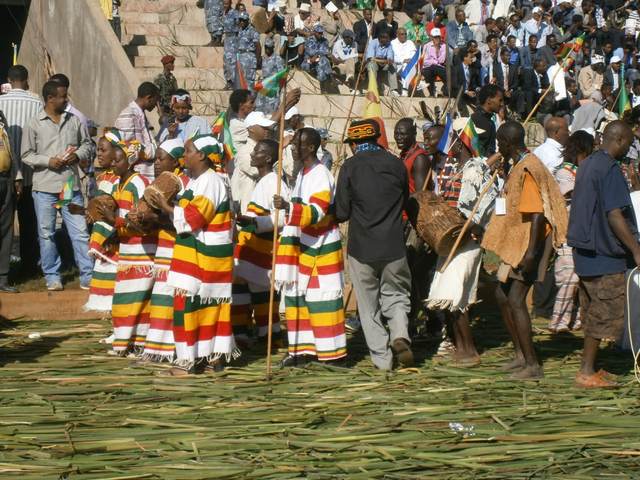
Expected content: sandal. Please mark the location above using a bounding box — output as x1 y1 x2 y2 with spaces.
575 372 618 388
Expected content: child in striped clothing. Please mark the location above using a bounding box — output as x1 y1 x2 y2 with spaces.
148 134 237 375
98 139 157 356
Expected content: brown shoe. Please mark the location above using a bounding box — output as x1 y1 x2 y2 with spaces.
392 338 414 368
575 372 618 388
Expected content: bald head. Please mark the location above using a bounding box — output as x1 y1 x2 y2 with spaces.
602 120 634 160
544 116 569 146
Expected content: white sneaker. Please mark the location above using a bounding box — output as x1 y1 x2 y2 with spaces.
401 89 409 97
47 281 63 291
391 90 400 97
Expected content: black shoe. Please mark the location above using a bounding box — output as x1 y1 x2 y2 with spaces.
0 284 18 293
279 354 313 368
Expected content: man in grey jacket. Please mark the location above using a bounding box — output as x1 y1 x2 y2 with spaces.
21 80 93 291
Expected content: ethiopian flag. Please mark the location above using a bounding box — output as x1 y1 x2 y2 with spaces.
254 68 288 98
619 65 631 118
54 175 74 209
459 118 483 158
211 111 237 160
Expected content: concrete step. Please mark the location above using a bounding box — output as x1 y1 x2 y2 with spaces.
125 45 222 69
123 23 211 46
120 0 199 13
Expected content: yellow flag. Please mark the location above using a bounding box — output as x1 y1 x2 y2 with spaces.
363 71 382 118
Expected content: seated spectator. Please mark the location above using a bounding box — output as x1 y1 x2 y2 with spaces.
281 34 306 67
391 27 417 96
464 0 493 34
632 79 640 108
293 3 317 37
506 13 526 48
322 2 344 47
479 33 499 85
302 25 332 82
355 0 374 9
505 35 520 66
536 33 559 69
578 54 605 100
366 30 398 96
605 55 623 95
447 9 473 52
332 29 359 91
519 34 539 70
426 8 447 42
353 9 373 55
450 47 480 105
516 58 549 119
157 89 210 143
474 16 496 44
524 6 549 46
494 47 518 110
374 9 398 40
404 11 428 45
421 28 446 97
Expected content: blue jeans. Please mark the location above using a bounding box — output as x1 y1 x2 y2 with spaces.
32 190 93 286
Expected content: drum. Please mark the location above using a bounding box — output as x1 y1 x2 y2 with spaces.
125 199 153 235
414 191 466 257
143 171 182 209
87 195 117 224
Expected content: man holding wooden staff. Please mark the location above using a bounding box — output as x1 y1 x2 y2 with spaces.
426 118 501 366
482 121 568 380
336 119 414 370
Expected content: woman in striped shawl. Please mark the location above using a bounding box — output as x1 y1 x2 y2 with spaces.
84 129 122 314
138 139 190 362
233 139 290 348
148 134 237 375
97 139 158 355
273 128 347 367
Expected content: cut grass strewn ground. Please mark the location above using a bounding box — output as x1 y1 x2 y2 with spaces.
1 311 639 479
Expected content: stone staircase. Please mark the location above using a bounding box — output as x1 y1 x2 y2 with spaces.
119 0 450 152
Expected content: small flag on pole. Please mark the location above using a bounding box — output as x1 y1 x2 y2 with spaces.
399 48 422 91
212 111 237 160
54 175 75 209
459 118 483 158
254 68 288 98
11 43 17 66
436 114 454 154
619 65 631 118
362 70 389 149
235 57 248 90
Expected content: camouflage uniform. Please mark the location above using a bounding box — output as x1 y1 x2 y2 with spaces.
204 0 224 39
153 72 178 116
302 36 332 82
236 24 261 86
255 52 285 114
223 9 240 86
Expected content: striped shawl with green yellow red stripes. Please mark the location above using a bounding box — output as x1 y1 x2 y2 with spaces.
167 168 234 301
274 163 344 295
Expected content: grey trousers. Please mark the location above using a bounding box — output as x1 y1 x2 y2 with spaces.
348 255 412 370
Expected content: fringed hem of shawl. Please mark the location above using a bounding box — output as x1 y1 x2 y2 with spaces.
173 288 231 304
117 263 154 275
141 352 175 363
173 348 242 369
424 298 481 314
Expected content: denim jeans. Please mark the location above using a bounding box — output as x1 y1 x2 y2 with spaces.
32 190 93 286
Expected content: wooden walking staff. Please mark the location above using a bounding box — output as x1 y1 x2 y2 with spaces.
438 168 499 273
265 69 291 380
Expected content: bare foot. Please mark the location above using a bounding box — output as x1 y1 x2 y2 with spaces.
452 352 481 367
501 355 526 371
510 364 544 381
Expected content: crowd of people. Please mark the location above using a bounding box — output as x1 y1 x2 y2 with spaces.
1 0 640 386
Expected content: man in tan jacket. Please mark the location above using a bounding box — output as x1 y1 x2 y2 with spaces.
577 54 605 100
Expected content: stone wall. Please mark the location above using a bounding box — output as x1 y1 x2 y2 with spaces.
19 0 145 127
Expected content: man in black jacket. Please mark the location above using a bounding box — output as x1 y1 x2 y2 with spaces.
450 47 480 112
335 119 414 370
373 8 398 40
493 47 519 111
353 9 373 54
517 58 549 119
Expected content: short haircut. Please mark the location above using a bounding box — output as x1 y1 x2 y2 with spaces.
7 65 28 82
497 120 525 146
49 73 70 88
529 34 538 40
229 89 252 112
507 35 516 41
533 58 547 69
137 81 160 98
396 117 417 134
383 8 393 15
499 46 510 56
257 139 279 164
299 127 321 153
378 28 391 38
42 80 63 101
486 33 498 43
174 88 190 96
478 84 503 105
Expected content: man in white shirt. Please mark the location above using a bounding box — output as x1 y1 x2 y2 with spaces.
331 29 359 89
231 111 276 213
391 27 417 95
524 7 549 47
533 116 569 174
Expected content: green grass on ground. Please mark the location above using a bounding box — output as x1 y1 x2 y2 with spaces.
1 310 639 479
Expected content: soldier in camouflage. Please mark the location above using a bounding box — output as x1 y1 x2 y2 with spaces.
255 38 285 114
236 12 261 88
302 25 332 82
223 0 239 90
204 0 224 46
153 55 179 123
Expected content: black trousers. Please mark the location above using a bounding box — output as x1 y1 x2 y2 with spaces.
17 184 40 274
422 64 446 89
0 176 14 284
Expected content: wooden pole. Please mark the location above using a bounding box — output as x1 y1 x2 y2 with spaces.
265 69 290 380
438 169 499 273
523 61 567 124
